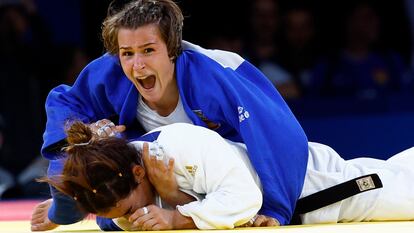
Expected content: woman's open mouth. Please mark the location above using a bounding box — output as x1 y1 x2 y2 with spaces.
137 75 156 89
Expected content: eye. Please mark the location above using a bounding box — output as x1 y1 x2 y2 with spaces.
143 48 154 54
121 51 133 57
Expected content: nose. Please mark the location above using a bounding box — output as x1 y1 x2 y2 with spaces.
133 55 145 70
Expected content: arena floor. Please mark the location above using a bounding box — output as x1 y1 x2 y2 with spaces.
1 200 413 232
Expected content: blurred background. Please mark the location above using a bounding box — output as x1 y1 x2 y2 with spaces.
0 0 414 199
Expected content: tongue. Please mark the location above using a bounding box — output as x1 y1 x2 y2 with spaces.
140 75 156 89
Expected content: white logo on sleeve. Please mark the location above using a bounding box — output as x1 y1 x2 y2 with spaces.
238 106 250 123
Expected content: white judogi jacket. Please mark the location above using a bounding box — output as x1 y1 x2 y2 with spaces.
114 123 414 230
115 123 262 230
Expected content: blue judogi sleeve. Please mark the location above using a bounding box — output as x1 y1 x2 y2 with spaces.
47 159 87 224
42 54 139 159
42 54 141 225
176 49 309 225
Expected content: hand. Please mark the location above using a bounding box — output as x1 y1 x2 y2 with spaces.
89 119 126 138
242 214 280 227
30 199 59 231
128 205 174 230
142 143 180 202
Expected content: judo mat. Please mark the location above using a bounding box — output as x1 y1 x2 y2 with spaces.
1 200 414 233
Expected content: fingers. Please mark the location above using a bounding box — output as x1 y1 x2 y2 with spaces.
31 223 43 231
129 205 167 231
129 206 150 223
167 158 174 173
33 199 51 210
142 142 150 166
140 218 158 231
115 125 126 132
31 222 48 231
90 119 125 137
31 221 58 232
31 213 45 225
129 206 155 229
31 199 51 224
142 143 169 171
30 199 59 231
265 218 280 226
253 215 266 227
251 214 280 227
149 154 166 171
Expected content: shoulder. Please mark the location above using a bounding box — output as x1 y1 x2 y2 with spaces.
157 123 214 138
73 53 130 89
87 53 120 68
72 53 124 85
181 41 244 70
155 123 222 150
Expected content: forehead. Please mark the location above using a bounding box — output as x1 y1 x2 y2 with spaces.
118 24 164 47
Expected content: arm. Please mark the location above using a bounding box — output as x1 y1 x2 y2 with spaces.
212 64 308 225
46 160 87 224
127 205 196 230
177 51 309 225
42 54 136 225
159 123 263 229
141 143 196 206
42 54 134 159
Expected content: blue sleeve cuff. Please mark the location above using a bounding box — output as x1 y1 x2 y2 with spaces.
48 190 87 224
96 217 123 231
47 159 86 224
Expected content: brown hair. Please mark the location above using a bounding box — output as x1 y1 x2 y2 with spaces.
41 121 142 214
102 0 183 61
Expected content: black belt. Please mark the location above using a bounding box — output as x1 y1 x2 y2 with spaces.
290 173 383 225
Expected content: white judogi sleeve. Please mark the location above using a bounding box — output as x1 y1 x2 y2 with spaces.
133 123 262 229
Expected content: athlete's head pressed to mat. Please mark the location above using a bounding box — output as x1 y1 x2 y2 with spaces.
43 121 154 218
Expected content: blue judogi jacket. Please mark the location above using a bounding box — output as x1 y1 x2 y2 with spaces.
43 42 308 227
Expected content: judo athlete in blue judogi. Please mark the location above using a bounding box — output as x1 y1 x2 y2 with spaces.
30 0 308 231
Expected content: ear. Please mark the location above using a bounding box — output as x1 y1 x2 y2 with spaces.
132 165 146 184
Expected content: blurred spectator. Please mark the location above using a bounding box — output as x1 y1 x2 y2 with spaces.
244 0 299 99
185 0 246 54
0 114 14 198
279 4 319 97
204 33 244 55
310 1 407 99
0 0 50 199
55 45 90 85
403 0 414 88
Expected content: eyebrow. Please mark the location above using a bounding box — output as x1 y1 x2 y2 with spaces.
119 42 156 50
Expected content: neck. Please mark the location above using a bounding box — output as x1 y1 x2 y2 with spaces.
145 84 179 117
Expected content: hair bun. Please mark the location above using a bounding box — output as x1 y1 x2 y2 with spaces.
65 121 93 145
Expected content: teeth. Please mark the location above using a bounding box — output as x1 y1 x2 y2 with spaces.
135 76 147 80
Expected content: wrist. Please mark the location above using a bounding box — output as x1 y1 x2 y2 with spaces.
171 210 195 229
160 190 195 206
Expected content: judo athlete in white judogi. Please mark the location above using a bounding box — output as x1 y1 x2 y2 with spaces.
40 122 414 231
99 122 414 230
